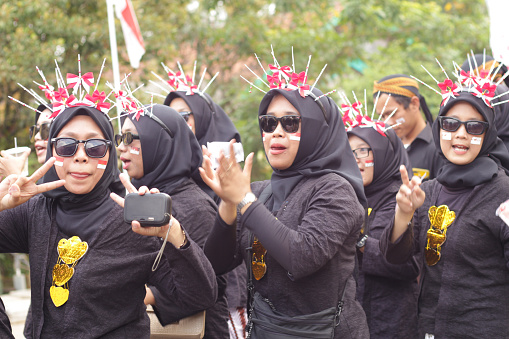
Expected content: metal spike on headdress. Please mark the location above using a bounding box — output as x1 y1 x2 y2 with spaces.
242 46 337 101
153 61 219 98
339 91 400 137
413 56 509 108
8 55 118 119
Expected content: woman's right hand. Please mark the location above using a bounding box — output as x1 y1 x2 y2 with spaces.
396 165 425 216
0 157 65 212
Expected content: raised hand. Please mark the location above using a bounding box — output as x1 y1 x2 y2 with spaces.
391 165 425 242
0 157 65 212
199 139 254 205
110 173 186 247
396 165 425 215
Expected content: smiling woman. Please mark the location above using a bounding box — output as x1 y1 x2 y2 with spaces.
200 49 369 338
0 105 218 338
52 115 111 195
381 62 509 338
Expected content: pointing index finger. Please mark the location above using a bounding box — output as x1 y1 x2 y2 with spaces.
400 165 410 186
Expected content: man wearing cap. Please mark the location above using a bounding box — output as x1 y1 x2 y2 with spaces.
373 74 443 179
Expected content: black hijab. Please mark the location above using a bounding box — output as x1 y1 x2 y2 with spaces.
460 54 509 144
164 91 240 200
258 88 367 211
432 91 509 187
164 91 241 145
347 127 410 210
126 104 203 195
35 104 51 125
42 106 124 240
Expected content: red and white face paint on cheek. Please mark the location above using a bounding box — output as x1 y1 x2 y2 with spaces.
54 156 64 167
442 132 452 140
289 133 301 141
97 160 107 170
365 159 374 167
396 117 406 124
130 147 140 155
262 133 266 141
471 136 482 145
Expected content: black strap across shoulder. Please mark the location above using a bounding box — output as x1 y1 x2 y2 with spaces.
245 183 347 338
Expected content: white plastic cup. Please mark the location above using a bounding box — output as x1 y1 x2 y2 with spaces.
5 146 30 177
206 142 244 169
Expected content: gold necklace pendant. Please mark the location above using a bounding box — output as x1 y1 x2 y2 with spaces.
50 286 69 307
425 205 455 266
252 238 267 280
58 236 88 265
51 236 88 307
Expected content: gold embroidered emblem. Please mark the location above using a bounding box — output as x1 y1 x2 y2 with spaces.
51 236 88 307
425 205 455 266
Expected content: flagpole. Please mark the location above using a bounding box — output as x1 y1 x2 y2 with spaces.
106 0 122 135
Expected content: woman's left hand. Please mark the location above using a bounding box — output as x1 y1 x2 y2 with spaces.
200 139 254 205
110 173 186 247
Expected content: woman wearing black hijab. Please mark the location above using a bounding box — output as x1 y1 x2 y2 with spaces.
347 125 419 338
381 89 509 338
164 90 241 200
460 54 509 151
118 104 229 338
201 83 369 337
164 77 248 338
0 105 217 338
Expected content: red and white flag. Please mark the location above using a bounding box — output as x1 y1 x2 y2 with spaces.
97 160 108 170
114 0 145 68
54 157 64 167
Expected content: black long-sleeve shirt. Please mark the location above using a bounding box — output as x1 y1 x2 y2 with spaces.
381 171 509 338
205 173 369 338
0 194 217 339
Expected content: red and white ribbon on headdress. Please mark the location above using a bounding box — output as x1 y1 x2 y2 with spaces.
471 82 496 107
66 72 94 92
438 79 459 106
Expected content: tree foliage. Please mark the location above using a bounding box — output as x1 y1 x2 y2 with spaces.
0 0 489 179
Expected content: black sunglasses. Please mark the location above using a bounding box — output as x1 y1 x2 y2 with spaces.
179 111 193 122
438 116 489 135
29 122 51 142
51 138 111 158
114 132 140 147
259 115 301 134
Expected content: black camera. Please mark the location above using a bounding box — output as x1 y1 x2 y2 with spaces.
124 193 172 227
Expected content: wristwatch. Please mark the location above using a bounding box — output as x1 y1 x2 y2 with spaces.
238 192 257 211
356 235 368 248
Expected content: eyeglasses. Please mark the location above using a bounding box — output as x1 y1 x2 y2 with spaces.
352 147 372 159
251 237 267 281
438 116 489 135
259 115 301 134
29 122 51 142
425 205 456 266
51 138 111 158
114 132 140 146
179 111 192 122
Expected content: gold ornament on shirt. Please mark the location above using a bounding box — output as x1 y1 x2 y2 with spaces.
50 236 88 307
252 237 267 280
425 205 455 266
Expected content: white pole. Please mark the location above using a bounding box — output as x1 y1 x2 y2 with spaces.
107 0 122 135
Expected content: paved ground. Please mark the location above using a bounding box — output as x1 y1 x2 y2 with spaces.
2 289 30 338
